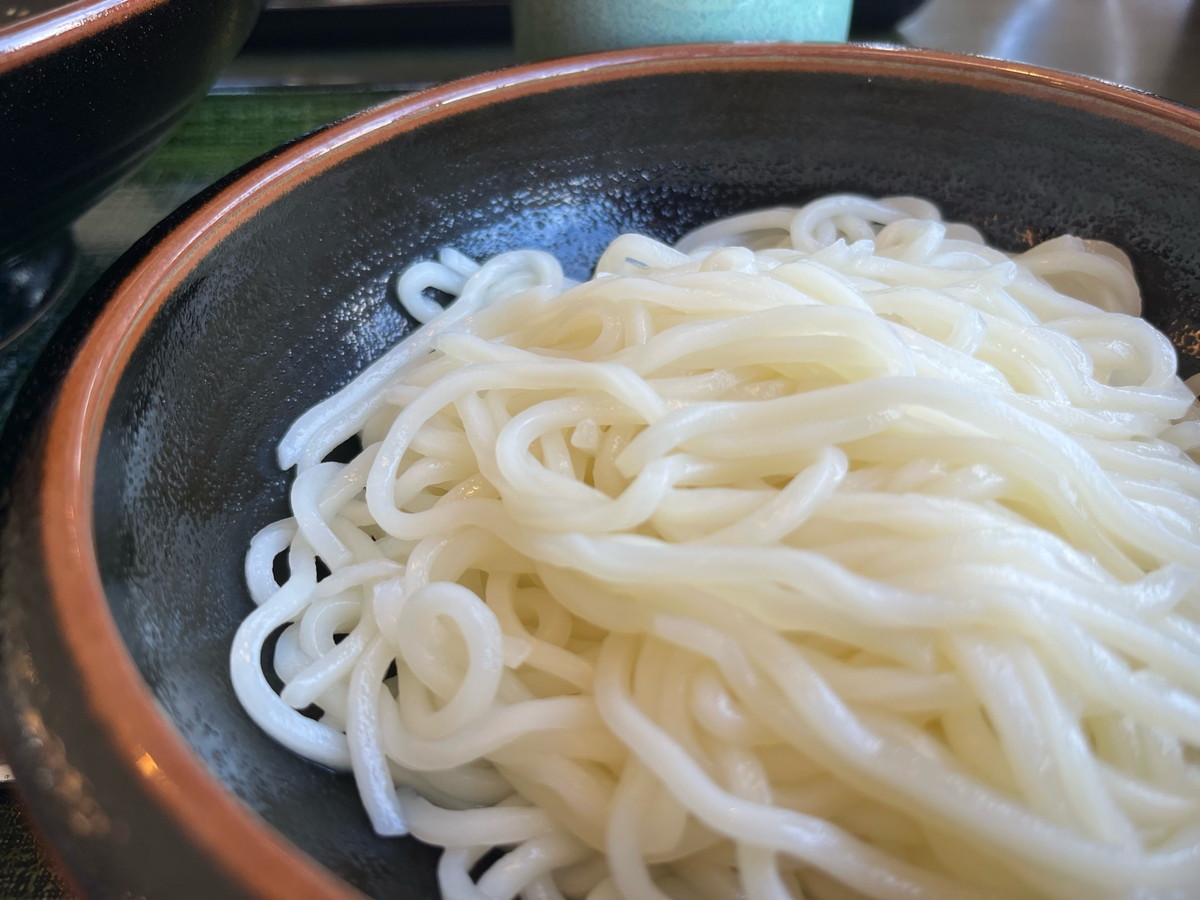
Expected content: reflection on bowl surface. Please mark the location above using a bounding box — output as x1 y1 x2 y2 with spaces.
4 43 1200 900
0 0 69 28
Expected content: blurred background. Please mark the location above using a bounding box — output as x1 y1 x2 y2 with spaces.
225 0 1199 98
1 0 1198 893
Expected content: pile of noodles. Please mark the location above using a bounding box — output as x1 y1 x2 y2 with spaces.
231 195 1200 899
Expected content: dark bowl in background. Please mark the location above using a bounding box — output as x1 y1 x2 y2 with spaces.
2 43 1200 899
0 0 261 345
851 0 927 32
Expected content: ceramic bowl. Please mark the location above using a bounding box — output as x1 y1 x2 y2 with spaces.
0 0 261 344
3 43 1200 899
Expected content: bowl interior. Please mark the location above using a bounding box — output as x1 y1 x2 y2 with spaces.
90 53 1200 895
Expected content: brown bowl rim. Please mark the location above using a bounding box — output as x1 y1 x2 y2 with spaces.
35 42 1200 898
0 0 173 70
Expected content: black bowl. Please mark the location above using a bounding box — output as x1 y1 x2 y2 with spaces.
3 43 1200 899
0 0 261 344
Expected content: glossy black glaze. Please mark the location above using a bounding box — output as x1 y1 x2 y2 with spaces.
0 231 77 350
0 0 262 260
4 50 1200 897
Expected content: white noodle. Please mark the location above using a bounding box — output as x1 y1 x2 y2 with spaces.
231 195 1200 899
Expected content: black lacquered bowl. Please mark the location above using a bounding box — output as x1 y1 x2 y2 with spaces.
0 0 260 345
3 43 1200 899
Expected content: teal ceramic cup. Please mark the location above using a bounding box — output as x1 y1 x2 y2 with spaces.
513 0 853 61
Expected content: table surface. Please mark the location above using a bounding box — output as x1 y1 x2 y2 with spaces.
2 0 1198 894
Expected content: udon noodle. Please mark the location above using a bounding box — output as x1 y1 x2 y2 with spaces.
231 195 1200 899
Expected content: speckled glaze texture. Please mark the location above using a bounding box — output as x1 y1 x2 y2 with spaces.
0 0 262 259
513 0 852 59
3 44 1200 899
